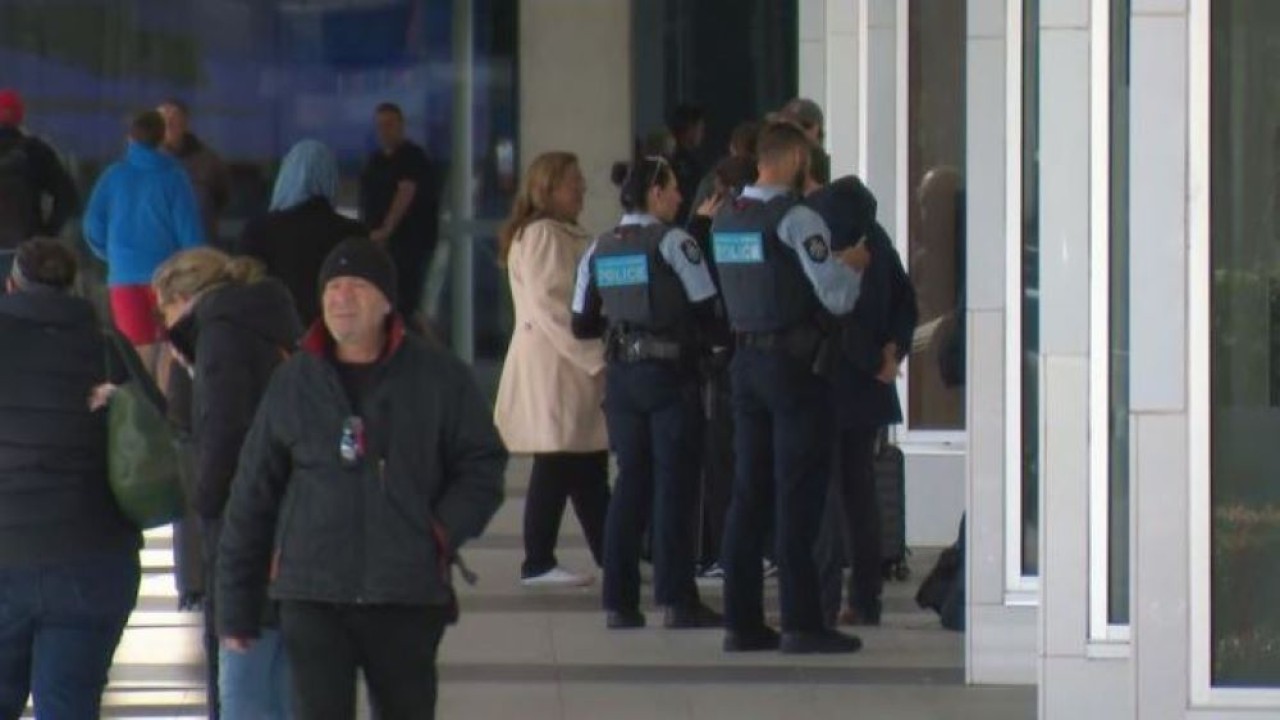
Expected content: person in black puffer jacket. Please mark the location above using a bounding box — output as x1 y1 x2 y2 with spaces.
153 247 303 720
218 238 507 718
0 239 143 719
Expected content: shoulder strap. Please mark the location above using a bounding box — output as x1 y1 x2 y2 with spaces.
104 330 168 412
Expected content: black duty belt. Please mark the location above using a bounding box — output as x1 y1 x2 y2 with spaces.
611 333 685 363
734 331 785 351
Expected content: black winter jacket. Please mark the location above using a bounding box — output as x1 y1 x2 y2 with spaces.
238 198 367 328
166 279 303 521
0 291 140 566
217 318 508 638
807 176 919 428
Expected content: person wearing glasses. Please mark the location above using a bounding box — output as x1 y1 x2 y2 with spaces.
570 156 727 630
710 122 870 654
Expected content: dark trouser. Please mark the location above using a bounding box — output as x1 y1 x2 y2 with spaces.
167 364 206 612
201 521 222 720
699 366 735 566
602 361 704 612
522 451 611 577
0 549 140 720
816 425 884 626
390 242 437 322
722 348 831 634
279 601 449 720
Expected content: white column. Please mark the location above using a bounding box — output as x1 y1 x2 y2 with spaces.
519 0 632 236
1037 0 1133 714
1129 0 1193 717
965 0 1036 686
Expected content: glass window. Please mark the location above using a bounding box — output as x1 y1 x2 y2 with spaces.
1107 0 1131 627
2 0 518 357
907 0 967 432
1020 0 1040 578
1210 0 1280 688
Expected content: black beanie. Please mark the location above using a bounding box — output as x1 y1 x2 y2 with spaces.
318 237 398 307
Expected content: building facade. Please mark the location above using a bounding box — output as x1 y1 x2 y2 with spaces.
6 2 1277 715
801 0 1280 717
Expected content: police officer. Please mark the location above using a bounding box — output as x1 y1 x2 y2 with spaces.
572 156 726 630
711 122 870 654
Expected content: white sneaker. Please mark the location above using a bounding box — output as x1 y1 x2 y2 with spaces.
521 567 594 588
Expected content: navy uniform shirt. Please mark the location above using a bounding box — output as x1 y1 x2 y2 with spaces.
736 185 864 315
572 213 719 318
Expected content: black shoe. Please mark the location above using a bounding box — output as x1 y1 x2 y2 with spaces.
723 626 782 652
780 630 864 655
606 609 646 629
664 603 724 629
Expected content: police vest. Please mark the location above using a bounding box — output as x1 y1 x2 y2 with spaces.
592 223 692 340
710 195 818 333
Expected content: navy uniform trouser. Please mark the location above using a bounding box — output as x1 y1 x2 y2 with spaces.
721 347 832 634
602 360 704 612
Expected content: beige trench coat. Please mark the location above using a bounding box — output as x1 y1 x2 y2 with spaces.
494 219 608 453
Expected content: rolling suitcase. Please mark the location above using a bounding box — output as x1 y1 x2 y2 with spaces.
874 435 911 581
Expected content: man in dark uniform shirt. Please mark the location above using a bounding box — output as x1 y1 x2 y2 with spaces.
360 103 443 323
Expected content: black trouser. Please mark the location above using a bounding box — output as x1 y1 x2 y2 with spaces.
602 361 704 612
279 601 449 720
699 365 734 566
722 348 831 634
815 425 884 626
390 241 437 321
522 451 610 577
200 521 222 719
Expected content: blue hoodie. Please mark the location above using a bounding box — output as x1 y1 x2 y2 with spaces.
83 142 206 286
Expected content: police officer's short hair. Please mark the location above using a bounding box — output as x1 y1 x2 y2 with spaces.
130 110 166 148
757 122 813 166
12 238 77 292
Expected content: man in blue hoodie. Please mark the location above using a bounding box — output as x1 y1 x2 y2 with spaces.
84 109 206 372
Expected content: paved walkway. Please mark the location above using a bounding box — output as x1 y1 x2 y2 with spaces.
69 456 1033 719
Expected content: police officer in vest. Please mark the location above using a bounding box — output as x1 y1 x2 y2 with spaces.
572 156 727 630
711 122 871 654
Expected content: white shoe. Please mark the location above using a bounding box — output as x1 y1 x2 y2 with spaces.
521 567 594 588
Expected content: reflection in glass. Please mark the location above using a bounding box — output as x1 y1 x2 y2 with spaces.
1107 0 1131 627
0 0 519 358
1210 0 1280 687
907 0 967 432
1020 0 1040 578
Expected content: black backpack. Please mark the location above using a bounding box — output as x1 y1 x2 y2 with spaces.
916 515 965 631
0 136 35 249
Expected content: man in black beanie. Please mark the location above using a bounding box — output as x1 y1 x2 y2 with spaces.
217 237 508 719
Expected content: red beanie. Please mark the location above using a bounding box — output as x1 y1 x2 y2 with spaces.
0 90 25 127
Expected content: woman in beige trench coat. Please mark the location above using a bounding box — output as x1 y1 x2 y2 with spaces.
495 152 611 587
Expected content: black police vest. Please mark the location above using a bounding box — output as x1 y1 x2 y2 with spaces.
710 195 818 333
592 223 692 340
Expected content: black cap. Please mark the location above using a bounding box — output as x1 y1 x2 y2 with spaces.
318 238 398 307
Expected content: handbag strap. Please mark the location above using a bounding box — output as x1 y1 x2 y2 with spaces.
102 330 168 414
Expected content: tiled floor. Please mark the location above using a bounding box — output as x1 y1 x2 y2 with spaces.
76 456 1033 719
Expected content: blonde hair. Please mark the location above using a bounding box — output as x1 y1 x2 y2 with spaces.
497 151 580 266
152 247 265 307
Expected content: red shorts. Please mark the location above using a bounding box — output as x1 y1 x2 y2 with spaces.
109 285 161 346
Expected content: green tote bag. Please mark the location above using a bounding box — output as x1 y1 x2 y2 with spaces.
105 332 185 530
